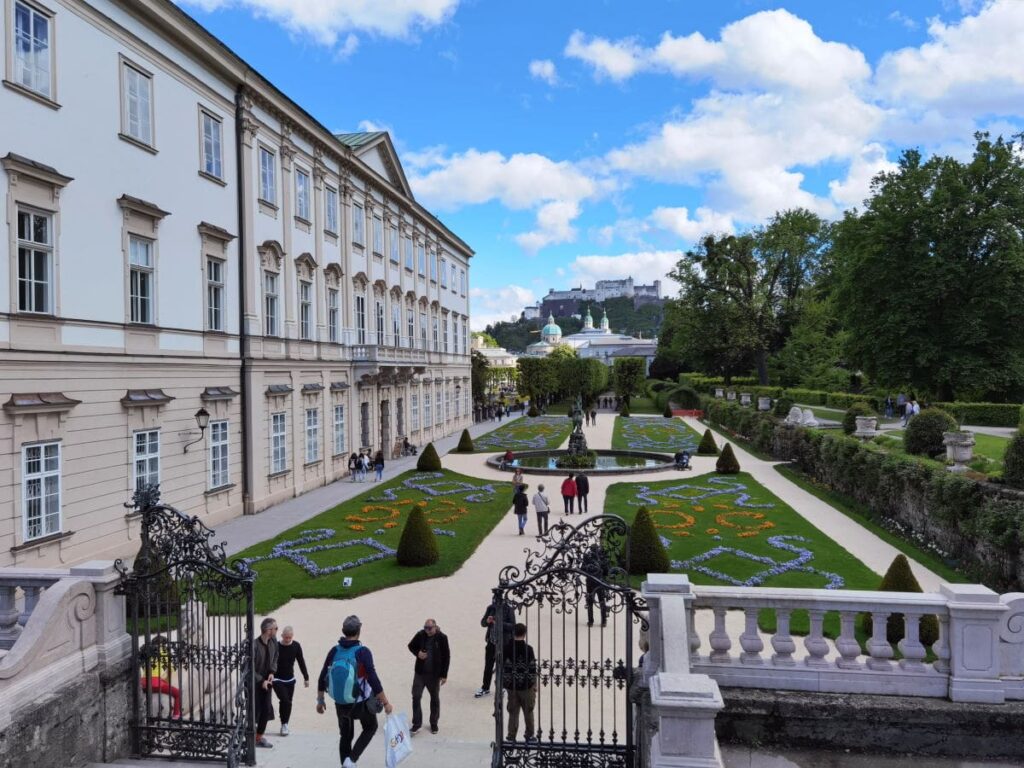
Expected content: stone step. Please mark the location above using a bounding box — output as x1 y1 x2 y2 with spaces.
87 761 216 768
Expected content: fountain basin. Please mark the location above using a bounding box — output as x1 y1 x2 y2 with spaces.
487 449 675 475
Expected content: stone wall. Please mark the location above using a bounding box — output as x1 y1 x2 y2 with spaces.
716 688 1024 760
0 654 133 768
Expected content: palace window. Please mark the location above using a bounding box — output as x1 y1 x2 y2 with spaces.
200 110 223 180
375 301 385 346
305 408 320 463
352 203 365 246
372 216 383 255
22 442 60 541
128 235 154 324
209 420 229 489
259 147 276 204
121 60 153 147
325 186 339 234
264 271 279 336
12 1 53 99
404 235 413 270
16 208 52 314
133 430 160 491
207 257 224 331
355 294 366 344
389 226 399 263
411 394 419 430
391 304 401 347
295 169 311 222
333 404 346 456
299 280 312 340
270 412 287 473
328 288 339 343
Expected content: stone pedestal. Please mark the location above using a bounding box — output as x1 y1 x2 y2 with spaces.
941 583 1006 703
943 431 975 473
714 388 724 399
739 392 752 407
757 396 771 412
649 673 725 767
726 391 736 402
853 416 879 439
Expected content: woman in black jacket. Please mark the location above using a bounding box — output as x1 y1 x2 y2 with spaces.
512 487 529 536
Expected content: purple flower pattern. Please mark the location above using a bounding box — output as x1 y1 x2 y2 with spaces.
240 529 397 577
630 477 774 509
371 472 497 504
619 418 699 453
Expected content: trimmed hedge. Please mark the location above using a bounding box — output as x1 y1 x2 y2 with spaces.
1003 432 1024 489
904 408 958 457
843 402 876 435
628 506 670 575
396 506 440 566
933 402 1023 428
716 443 740 474
455 429 475 452
697 429 719 456
860 554 939 646
773 397 794 417
417 442 442 471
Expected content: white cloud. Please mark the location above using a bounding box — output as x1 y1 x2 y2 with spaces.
876 0 1024 114
649 206 735 240
334 33 360 60
469 285 536 330
529 59 559 86
828 143 897 208
408 149 612 251
569 251 682 288
888 11 918 30
357 119 390 134
564 30 646 81
180 0 459 48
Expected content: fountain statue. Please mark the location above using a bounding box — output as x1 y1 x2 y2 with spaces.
567 395 589 455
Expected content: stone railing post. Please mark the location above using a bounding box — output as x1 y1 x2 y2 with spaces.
642 574 724 768
69 561 130 667
941 583 1006 703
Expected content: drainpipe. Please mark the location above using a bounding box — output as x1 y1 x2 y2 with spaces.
235 85 252 513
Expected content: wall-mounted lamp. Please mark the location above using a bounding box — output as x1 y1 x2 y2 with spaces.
183 408 211 453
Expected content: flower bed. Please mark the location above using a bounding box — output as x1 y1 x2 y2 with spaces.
472 415 573 452
611 416 702 453
234 470 511 613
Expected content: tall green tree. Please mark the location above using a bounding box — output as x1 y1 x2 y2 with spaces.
666 209 829 384
471 350 490 404
833 133 1024 401
612 358 647 406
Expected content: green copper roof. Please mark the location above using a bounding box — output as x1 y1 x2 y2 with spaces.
334 131 387 149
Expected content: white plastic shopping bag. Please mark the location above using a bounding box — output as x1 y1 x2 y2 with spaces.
384 712 413 768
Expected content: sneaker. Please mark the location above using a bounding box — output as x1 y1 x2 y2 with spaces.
255 737 273 749
280 723 289 736
474 687 490 698
410 724 421 734
342 759 357 768
430 725 439 734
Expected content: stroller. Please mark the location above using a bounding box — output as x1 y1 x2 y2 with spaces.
674 450 692 471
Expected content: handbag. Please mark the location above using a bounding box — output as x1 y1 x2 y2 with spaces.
364 695 385 714
384 712 413 768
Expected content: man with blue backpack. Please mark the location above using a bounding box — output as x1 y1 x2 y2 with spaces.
316 615 393 768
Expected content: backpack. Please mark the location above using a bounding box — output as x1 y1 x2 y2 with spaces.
327 643 365 704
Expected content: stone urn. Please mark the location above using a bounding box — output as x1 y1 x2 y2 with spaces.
943 431 975 473
714 387 725 399
853 416 878 439
726 390 736 401
740 392 752 407
758 396 772 412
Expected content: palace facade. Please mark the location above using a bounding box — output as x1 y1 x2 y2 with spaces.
0 0 473 567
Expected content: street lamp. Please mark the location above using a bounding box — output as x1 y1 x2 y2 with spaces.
183 408 211 453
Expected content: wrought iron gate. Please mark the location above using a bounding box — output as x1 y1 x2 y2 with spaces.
492 515 648 768
116 486 256 765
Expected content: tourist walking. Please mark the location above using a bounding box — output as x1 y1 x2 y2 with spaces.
503 623 538 742
273 625 309 736
511 467 526 496
533 483 550 536
373 450 385 482
316 615 393 768
475 600 516 698
348 452 359 482
254 617 279 748
560 473 577 515
582 545 610 627
513 486 529 535
575 472 590 514
884 396 894 419
407 618 450 734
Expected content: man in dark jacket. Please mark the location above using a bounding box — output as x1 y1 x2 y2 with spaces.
503 622 538 742
513 486 529 535
316 615 393 768
407 618 451 734
253 617 279 748
475 599 516 698
575 472 590 514
582 544 611 627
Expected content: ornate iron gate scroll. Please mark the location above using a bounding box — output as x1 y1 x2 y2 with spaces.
492 514 648 768
116 486 256 765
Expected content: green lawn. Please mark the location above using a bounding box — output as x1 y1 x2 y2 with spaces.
234 469 512 613
471 415 573 453
881 429 1009 475
604 471 880 636
627 396 661 414
611 416 703 453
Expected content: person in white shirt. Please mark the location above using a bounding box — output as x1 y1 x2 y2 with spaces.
532 485 550 537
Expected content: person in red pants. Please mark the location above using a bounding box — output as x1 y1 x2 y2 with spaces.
140 636 181 719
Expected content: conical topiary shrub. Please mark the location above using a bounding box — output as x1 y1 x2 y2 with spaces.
663 404 674 418
620 404 631 418
859 554 939 647
396 506 440 567
697 429 719 456
456 429 474 453
416 442 442 471
628 506 669 575
715 443 740 474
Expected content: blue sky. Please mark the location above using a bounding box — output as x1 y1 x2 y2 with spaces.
179 0 1024 329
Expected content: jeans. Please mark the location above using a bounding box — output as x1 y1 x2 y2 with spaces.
517 513 527 533
335 700 378 763
272 679 296 724
536 512 549 536
411 673 441 729
577 493 588 513
505 686 536 740
375 466 383 481
562 495 574 514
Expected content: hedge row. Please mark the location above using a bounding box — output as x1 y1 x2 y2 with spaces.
701 399 1024 591
677 373 759 389
933 402 1024 428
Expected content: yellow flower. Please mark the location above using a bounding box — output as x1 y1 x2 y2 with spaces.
349 524 366 531
706 528 719 535
692 505 705 512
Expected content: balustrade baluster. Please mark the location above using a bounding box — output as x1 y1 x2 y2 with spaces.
866 611 894 671
932 613 950 674
0 585 21 649
835 611 861 669
770 608 795 666
709 607 732 663
739 607 764 665
803 609 829 668
687 605 701 663
18 586 42 627
898 612 927 672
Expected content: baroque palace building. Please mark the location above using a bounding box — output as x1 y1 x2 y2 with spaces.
0 0 473 567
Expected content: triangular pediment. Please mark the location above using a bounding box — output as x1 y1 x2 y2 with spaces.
337 132 413 199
